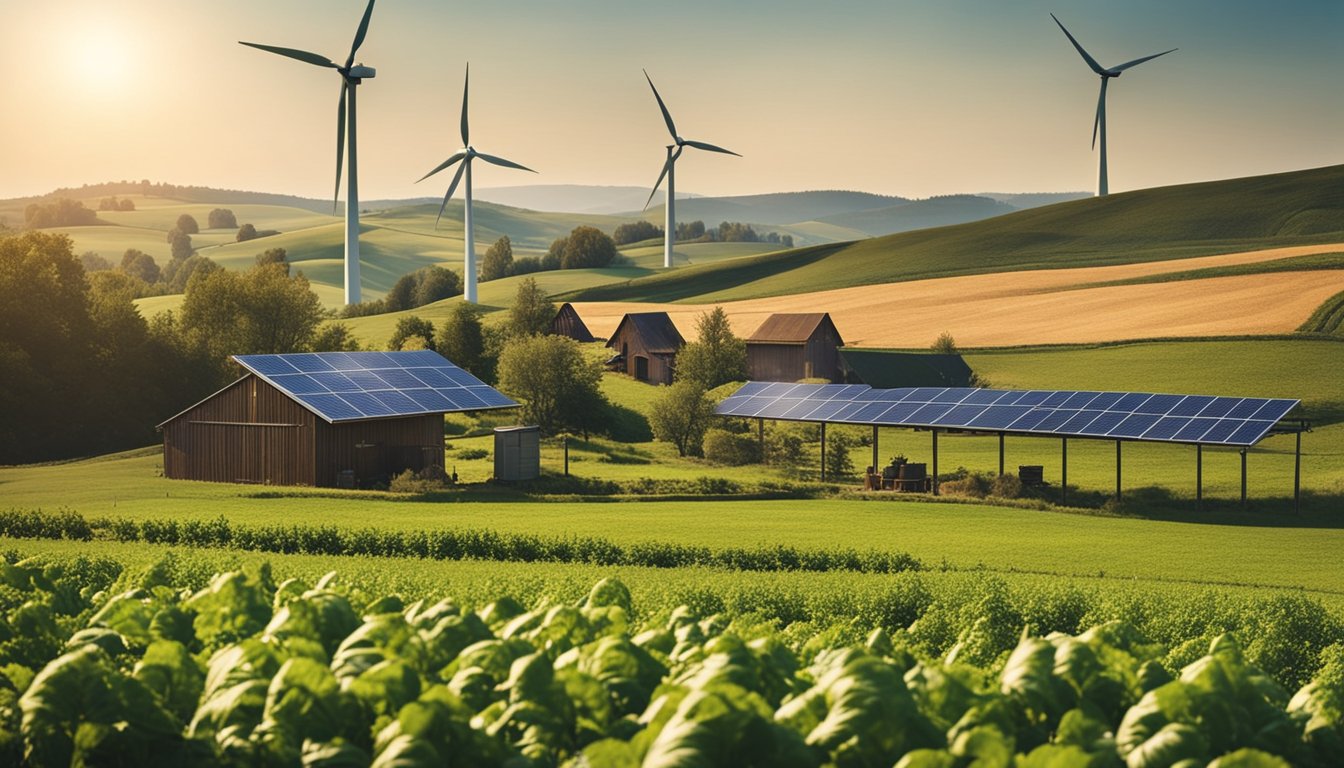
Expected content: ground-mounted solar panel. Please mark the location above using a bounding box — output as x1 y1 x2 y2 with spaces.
233 351 518 423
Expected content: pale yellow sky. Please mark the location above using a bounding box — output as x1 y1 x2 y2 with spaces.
2 0 1340 201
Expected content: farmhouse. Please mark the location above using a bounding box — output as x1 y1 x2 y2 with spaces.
158 350 516 487
549 303 597 342
605 312 685 384
841 349 975 388
747 312 846 383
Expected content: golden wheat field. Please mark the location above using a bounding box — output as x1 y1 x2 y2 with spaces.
572 244 1344 346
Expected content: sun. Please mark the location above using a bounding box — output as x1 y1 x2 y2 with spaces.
64 15 136 92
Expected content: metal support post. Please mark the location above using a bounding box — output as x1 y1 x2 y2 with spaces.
1294 431 1302 514
998 433 1005 476
1061 437 1068 506
1116 440 1122 500
932 429 939 496
1196 444 1203 510
1240 449 1247 507
820 422 827 482
872 425 879 476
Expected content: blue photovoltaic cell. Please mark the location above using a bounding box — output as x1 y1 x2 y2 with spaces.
233 351 517 423
711 382 1297 447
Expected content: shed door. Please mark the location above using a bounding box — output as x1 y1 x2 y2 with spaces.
635 356 649 381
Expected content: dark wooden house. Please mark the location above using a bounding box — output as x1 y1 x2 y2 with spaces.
158 350 516 487
604 312 685 385
549 303 597 342
839 349 974 388
746 313 846 382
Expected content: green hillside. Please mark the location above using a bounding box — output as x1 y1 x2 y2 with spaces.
817 194 1018 237
562 164 1344 304
638 189 907 225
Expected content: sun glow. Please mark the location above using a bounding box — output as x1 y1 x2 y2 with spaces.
63 15 138 94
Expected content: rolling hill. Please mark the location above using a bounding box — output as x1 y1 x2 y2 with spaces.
560 164 1344 305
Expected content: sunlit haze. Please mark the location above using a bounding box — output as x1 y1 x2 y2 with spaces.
2 0 1340 201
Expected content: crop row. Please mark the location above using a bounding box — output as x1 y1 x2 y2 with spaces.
0 552 1339 767
0 508 920 575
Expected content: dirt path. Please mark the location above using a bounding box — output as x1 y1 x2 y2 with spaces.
571 243 1344 346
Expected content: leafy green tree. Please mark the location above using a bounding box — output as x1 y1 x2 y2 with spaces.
510 256 543 276
825 429 857 480
612 220 663 245
118 198 136 211
542 238 564 271
675 220 705 241
179 263 325 372
164 254 220 293
560 226 617 269
436 302 491 381
311 322 362 352
168 229 193 261
480 236 514 282
649 381 715 456
119 249 160 285
389 316 436 351
255 247 288 275
23 198 98 228
207 208 237 229
175 213 199 235
675 307 747 389
506 277 555 337
931 332 958 354
80 252 112 272
497 334 605 435
413 265 462 307
236 223 258 242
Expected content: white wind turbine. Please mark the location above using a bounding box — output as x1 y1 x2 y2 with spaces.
642 70 740 268
1051 13 1176 196
241 0 378 305
418 65 536 305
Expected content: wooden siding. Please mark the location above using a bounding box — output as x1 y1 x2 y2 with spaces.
608 325 678 385
162 375 316 485
313 414 444 487
549 303 596 342
746 324 845 383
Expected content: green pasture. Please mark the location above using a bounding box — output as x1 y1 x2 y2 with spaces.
561 164 1344 304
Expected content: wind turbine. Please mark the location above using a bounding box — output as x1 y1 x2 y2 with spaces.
241 0 377 305
642 70 740 268
1051 14 1176 197
418 65 535 305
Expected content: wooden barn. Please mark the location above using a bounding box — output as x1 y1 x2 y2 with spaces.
604 312 685 385
158 350 516 487
549 303 597 342
746 313 846 383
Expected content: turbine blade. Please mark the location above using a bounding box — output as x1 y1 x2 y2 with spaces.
240 42 338 69
416 152 467 183
460 64 470 147
346 0 377 68
683 139 741 157
1112 48 1177 72
475 152 536 173
643 69 678 139
1050 14 1107 76
334 81 347 210
435 161 469 229
644 150 675 211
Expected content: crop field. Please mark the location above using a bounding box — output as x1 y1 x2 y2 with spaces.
570 244 1344 346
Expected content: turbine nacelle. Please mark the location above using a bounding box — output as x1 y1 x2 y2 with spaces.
347 65 376 79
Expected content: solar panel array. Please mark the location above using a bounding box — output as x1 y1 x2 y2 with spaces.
716 382 1298 448
234 350 517 423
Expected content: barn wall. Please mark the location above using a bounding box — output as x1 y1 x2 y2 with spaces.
161 376 316 485
550 306 595 342
314 414 443 487
609 326 676 384
747 343 806 382
804 325 844 382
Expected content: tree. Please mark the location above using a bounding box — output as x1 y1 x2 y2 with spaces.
511 256 543 276
98 196 120 211
675 307 747 389
480 236 514 282
179 262 325 371
312 322 362 352
175 213 199 235
389 316 436 351
675 220 705 241
208 208 237 229
386 266 462 312
255 247 289 275
543 238 566 271
612 220 663 246
436 303 490 381
931 332 958 354
825 429 857 480
237 223 258 242
163 254 220 293
496 334 605 435
560 226 617 269
649 381 715 457
80 252 112 272
24 198 98 228
169 229 193 261
118 198 136 211
506 277 555 337
119 249 160 284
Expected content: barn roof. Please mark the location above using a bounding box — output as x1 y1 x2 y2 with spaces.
159 350 516 427
841 350 974 388
550 303 597 343
748 313 843 345
605 312 685 354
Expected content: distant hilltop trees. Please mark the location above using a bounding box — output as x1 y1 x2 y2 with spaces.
98 196 136 211
23 198 98 228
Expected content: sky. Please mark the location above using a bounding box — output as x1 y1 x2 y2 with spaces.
1 0 1340 201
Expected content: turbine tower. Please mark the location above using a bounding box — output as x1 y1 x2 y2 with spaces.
241 0 378 305
1051 14 1176 197
642 70 740 268
419 65 535 304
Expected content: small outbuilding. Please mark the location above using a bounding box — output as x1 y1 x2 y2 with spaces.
746 312 846 383
158 350 516 487
604 312 685 385
839 349 975 388
549 303 598 343
494 425 541 482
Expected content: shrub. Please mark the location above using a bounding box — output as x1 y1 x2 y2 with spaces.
457 448 488 460
702 429 760 466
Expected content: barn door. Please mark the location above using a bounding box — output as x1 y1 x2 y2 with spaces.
635 356 649 381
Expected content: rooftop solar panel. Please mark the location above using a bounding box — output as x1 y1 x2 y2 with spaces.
233 351 518 423
713 381 1297 447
